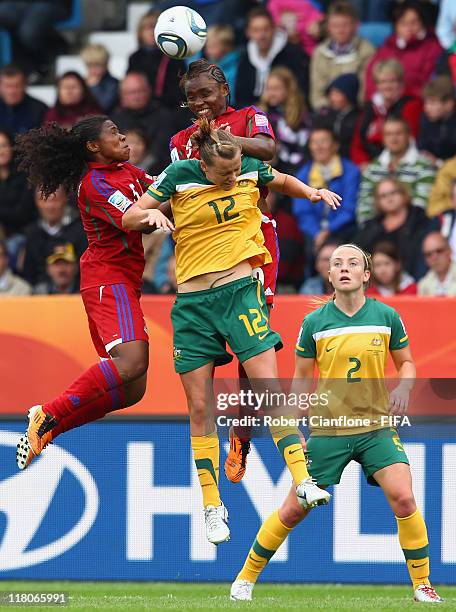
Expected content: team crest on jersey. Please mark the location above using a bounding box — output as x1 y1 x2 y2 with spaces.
173 346 182 360
107 190 132 213
238 179 250 187
371 337 382 346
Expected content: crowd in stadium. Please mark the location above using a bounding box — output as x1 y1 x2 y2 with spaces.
1 0 456 298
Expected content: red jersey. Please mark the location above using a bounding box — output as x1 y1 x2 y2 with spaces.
77 161 152 291
169 106 275 161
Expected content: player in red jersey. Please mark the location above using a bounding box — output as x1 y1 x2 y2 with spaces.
14 115 173 470
171 59 279 483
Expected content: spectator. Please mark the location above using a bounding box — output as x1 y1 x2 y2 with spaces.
367 241 417 296
435 41 456 86
80 43 118 114
317 73 360 159
437 180 456 259
111 72 174 176
292 126 359 251
127 10 182 110
418 76 456 163
0 0 71 80
418 232 456 296
204 25 239 105
259 66 311 174
357 117 436 224
364 0 442 101
428 154 456 216
235 6 309 108
267 0 324 56
0 129 35 240
43 71 102 129
34 242 79 295
125 128 155 175
267 190 306 292
436 0 456 50
350 59 423 165
0 65 47 134
354 178 436 280
299 241 338 295
0 239 31 295
309 1 374 111
21 187 87 287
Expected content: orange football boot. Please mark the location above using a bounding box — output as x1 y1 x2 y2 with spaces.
224 427 251 483
16 405 57 470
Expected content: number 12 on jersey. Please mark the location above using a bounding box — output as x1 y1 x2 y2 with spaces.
208 196 239 224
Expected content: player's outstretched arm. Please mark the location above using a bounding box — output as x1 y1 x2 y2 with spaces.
268 169 342 210
123 192 174 232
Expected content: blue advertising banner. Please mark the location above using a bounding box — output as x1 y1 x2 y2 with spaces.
0 421 454 583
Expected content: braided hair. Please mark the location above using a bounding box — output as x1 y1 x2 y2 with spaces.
179 59 230 105
15 115 110 197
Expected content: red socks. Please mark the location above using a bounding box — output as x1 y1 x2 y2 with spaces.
44 360 124 420
50 387 124 439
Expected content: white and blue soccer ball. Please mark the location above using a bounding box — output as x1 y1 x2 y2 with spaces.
154 6 207 60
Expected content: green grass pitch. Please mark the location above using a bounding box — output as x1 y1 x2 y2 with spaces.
0 583 455 611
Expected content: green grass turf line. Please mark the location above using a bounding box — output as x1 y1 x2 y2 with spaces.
0 583 454 611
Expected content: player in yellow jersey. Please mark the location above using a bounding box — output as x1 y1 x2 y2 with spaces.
123 119 340 545
231 244 443 604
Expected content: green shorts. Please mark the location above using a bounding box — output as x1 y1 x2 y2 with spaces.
306 428 409 487
171 276 282 373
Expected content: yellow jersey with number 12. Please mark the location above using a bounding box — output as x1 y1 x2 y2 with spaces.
147 156 273 284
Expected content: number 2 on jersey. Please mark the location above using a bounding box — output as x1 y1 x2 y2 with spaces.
208 196 239 224
347 357 361 383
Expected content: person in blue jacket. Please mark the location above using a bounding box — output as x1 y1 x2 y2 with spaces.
292 125 359 252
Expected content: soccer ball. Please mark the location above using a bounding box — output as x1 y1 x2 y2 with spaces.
154 6 207 60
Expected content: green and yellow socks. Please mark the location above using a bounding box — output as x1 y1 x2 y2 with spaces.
237 510 291 583
191 431 221 507
397 509 430 588
269 425 310 484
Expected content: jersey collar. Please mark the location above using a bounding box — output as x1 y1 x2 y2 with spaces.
331 297 370 320
218 106 235 118
87 161 125 171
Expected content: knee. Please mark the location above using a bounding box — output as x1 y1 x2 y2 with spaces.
123 377 147 408
279 499 306 528
117 352 149 383
187 394 208 427
391 492 416 518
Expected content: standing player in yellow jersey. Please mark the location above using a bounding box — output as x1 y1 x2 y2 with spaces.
231 244 443 604
123 119 340 545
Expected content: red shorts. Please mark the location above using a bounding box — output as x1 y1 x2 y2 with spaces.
81 283 149 358
254 213 279 306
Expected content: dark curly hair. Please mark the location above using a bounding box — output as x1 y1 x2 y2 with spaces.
15 115 110 198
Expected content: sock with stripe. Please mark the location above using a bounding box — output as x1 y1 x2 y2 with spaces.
396 509 430 589
191 430 221 508
269 425 310 485
50 386 125 439
237 510 291 583
44 360 124 421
